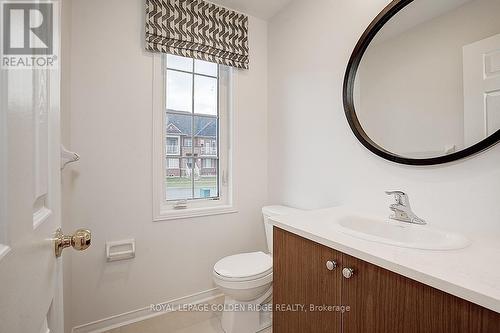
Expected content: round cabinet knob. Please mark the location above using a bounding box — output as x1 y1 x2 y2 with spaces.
342 267 354 279
326 260 337 271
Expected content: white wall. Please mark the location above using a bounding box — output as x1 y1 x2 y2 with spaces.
64 0 268 327
268 0 500 232
357 0 500 157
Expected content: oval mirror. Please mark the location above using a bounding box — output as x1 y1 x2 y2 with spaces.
344 0 500 165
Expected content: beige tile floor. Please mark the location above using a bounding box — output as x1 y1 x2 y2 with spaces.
177 318 272 333
172 317 222 333
106 317 272 333
102 294 273 333
168 316 271 333
105 312 272 333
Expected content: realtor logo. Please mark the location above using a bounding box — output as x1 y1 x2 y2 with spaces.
1 1 57 68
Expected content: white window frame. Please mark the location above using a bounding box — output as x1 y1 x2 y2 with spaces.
152 54 236 221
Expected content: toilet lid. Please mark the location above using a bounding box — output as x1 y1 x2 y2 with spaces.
214 251 272 279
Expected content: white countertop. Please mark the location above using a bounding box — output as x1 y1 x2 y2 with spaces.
269 206 500 313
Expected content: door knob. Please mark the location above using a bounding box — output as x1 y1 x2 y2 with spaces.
326 260 337 271
342 267 354 279
54 228 91 257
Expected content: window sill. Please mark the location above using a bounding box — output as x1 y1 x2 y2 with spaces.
153 205 238 221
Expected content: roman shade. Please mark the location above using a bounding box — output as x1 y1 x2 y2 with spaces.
145 0 249 69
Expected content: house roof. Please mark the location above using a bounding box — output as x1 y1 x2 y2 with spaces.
197 121 217 137
167 112 217 138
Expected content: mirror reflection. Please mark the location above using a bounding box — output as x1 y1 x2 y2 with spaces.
354 0 500 159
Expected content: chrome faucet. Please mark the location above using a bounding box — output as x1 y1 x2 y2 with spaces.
385 191 426 225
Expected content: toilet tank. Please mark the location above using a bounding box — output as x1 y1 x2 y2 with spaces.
262 205 301 254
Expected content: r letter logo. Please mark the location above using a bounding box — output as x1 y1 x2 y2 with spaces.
1 1 57 68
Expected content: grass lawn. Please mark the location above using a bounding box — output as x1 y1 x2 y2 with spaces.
166 176 217 188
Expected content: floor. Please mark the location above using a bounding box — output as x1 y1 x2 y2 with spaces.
173 317 222 333
106 316 272 333
170 317 272 333
104 295 273 333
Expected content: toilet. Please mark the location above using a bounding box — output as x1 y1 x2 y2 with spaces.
213 205 300 333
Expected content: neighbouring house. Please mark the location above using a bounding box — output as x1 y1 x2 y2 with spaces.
166 112 218 178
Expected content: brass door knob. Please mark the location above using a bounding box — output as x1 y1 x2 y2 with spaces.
54 228 91 257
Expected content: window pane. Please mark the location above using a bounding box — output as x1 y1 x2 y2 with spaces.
195 158 218 199
194 59 218 77
194 116 218 157
167 70 193 112
163 56 223 204
166 113 192 156
166 158 193 201
194 75 217 116
167 54 193 72
167 158 180 170
202 158 214 168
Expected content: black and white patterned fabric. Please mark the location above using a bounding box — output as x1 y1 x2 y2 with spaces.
146 0 249 69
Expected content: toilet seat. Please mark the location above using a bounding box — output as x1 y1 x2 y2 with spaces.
213 270 273 292
213 251 272 282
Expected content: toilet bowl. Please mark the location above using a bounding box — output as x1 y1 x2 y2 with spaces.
213 205 300 333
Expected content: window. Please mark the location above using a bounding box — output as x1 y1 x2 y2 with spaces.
152 54 234 220
202 139 217 156
166 136 180 155
167 158 180 169
202 158 215 168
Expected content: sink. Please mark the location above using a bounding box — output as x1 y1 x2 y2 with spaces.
335 215 470 250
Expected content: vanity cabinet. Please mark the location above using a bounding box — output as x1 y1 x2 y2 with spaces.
273 227 342 332
273 227 500 333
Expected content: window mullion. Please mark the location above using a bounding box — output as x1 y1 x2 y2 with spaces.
165 67 217 79
216 64 221 197
191 59 195 200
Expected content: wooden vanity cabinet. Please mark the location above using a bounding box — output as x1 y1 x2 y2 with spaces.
273 227 500 333
273 227 343 332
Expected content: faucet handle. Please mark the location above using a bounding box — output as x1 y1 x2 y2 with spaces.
385 190 407 205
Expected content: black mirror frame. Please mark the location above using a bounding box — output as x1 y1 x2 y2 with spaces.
343 0 500 166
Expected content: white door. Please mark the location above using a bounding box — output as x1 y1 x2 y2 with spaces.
0 2 71 332
463 33 500 146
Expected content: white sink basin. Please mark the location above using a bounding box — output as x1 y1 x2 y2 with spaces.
335 215 470 250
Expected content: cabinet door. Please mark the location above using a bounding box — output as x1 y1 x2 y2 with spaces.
273 228 342 333
342 253 500 333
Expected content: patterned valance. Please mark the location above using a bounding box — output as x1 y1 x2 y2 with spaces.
145 0 249 69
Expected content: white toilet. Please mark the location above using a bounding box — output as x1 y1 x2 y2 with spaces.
213 205 300 333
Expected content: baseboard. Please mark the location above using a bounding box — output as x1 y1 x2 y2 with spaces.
71 288 224 333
